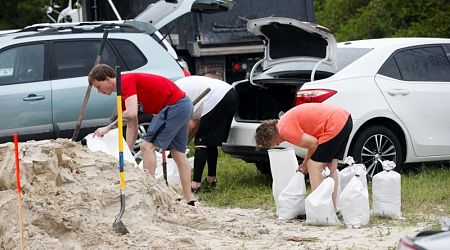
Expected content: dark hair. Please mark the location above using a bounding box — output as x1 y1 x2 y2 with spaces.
254 119 279 150
88 64 116 85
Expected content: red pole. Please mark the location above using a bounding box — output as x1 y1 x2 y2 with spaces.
14 134 21 193
13 133 25 250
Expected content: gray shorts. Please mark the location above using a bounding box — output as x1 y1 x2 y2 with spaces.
144 96 193 153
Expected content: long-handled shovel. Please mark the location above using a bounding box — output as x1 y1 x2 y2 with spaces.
112 66 129 235
72 29 110 141
160 87 211 185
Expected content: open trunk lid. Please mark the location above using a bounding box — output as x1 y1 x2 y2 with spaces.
247 17 337 70
134 0 196 30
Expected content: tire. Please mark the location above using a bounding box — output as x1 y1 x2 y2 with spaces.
255 161 271 175
350 125 403 178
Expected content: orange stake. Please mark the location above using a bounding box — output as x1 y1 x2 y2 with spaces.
13 134 25 250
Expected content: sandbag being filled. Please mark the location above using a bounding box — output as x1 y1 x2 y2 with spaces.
267 148 298 207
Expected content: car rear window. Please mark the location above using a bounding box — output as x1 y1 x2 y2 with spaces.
110 39 147 70
336 48 372 71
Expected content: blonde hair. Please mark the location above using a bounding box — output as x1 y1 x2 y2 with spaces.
254 119 279 150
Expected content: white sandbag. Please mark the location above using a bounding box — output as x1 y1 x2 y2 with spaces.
305 177 340 226
84 129 137 167
267 148 298 206
138 151 194 185
277 171 306 220
372 160 402 218
339 164 367 192
339 168 370 228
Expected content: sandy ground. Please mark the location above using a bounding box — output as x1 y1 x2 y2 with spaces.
0 139 429 249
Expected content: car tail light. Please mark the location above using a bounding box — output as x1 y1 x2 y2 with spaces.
177 59 191 76
295 89 337 106
182 67 191 76
397 237 417 250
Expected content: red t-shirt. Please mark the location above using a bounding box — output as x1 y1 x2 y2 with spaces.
277 103 350 145
121 73 185 114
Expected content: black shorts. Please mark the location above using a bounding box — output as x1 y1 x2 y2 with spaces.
194 89 238 146
311 115 353 163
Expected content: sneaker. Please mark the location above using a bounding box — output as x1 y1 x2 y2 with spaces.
187 200 195 206
191 186 201 194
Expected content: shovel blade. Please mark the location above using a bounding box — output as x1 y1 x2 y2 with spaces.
113 220 129 235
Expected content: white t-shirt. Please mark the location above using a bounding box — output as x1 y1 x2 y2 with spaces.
175 76 233 119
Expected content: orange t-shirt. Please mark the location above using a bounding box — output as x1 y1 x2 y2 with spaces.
277 103 350 145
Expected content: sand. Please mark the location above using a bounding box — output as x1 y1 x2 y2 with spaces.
0 139 428 249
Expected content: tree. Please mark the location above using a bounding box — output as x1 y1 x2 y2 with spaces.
0 0 54 29
314 0 450 41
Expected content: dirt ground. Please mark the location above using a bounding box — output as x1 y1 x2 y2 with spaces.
0 139 429 249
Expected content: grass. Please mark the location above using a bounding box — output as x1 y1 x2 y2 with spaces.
193 148 450 226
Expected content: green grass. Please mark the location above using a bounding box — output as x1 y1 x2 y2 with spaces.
193 148 450 226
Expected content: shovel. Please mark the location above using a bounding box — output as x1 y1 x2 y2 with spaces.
112 66 129 235
72 29 109 141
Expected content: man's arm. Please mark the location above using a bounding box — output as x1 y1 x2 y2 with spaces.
123 95 138 151
297 132 318 172
188 118 201 142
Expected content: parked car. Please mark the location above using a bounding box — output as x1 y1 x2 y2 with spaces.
0 0 230 144
222 17 450 177
0 20 188 143
398 218 450 250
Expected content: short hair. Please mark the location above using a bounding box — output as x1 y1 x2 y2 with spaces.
254 119 279 150
88 64 116 85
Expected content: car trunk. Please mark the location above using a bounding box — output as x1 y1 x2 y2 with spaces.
233 79 302 122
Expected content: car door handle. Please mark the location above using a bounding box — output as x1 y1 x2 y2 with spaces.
23 94 45 101
387 89 410 96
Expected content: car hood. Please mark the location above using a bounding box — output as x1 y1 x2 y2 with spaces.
247 17 337 69
134 0 233 30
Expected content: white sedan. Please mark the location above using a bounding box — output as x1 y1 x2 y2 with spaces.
222 17 450 177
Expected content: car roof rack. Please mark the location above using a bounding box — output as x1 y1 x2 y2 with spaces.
15 22 148 39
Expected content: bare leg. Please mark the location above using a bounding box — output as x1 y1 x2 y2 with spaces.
171 149 193 203
307 159 327 191
328 159 339 211
141 141 157 175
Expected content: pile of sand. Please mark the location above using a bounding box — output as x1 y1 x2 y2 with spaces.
0 139 427 249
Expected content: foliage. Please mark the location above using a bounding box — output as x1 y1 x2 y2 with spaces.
314 0 450 42
0 0 51 29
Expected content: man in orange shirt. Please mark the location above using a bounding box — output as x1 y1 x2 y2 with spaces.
255 103 352 210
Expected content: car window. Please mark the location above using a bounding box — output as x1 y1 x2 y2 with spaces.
393 45 450 82
52 40 118 79
378 57 402 79
110 39 147 70
336 48 372 71
443 44 450 62
0 43 44 85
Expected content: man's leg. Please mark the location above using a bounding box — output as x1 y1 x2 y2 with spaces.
192 145 207 189
307 159 327 191
206 146 218 183
328 159 339 211
171 149 193 203
141 140 157 175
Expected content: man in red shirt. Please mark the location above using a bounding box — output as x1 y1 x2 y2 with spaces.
255 103 352 210
88 64 194 205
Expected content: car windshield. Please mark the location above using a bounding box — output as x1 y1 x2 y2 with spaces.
336 47 372 71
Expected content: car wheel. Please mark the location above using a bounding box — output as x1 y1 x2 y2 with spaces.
350 125 403 178
133 122 150 163
255 160 271 175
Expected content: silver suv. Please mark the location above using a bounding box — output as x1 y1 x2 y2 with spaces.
0 21 187 143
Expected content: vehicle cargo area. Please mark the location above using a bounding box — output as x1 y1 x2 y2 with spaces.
234 81 301 122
